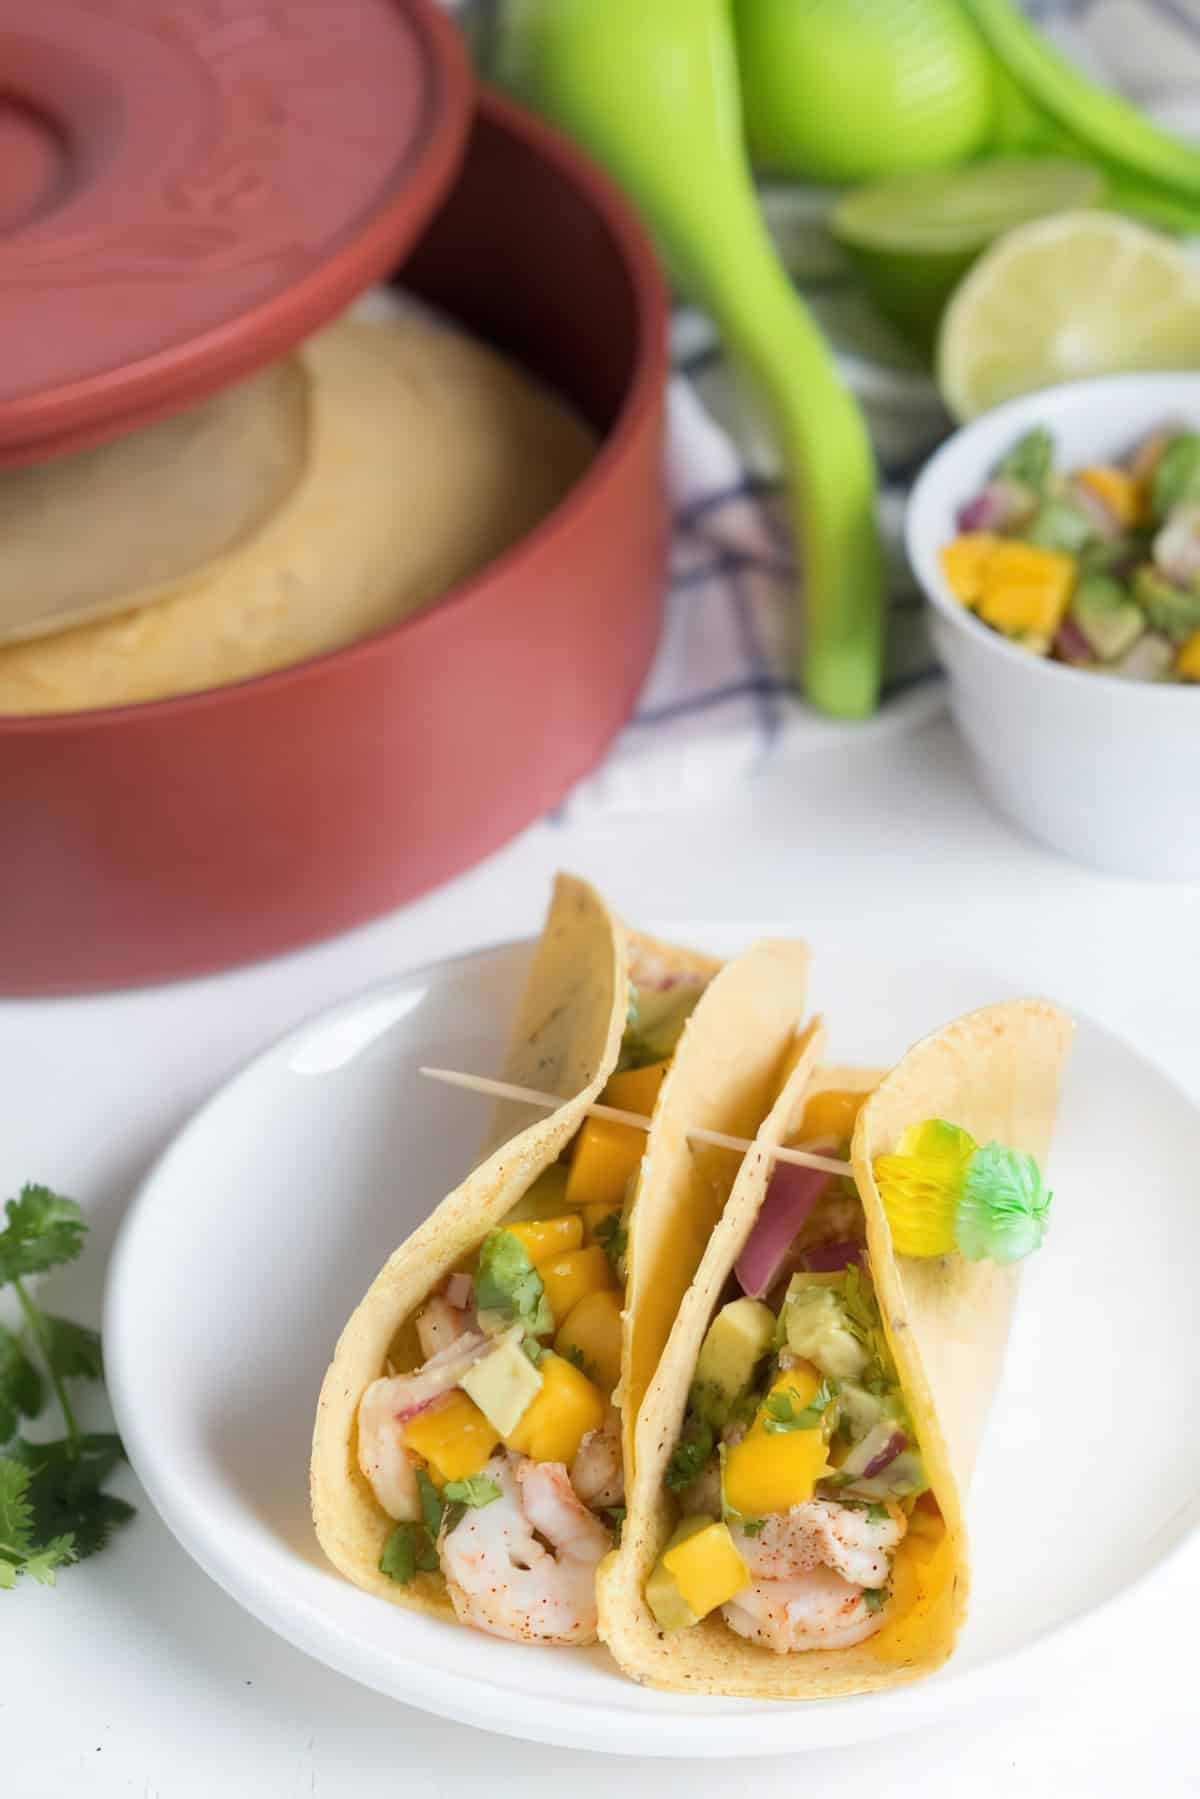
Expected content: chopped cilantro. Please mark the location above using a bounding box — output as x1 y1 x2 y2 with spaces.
475 1229 553 1337
763 1379 838 1434
863 1586 887 1614
664 1416 714 1492
867 1502 889 1524
560 1343 589 1375
594 1211 627 1274
416 1468 443 1537
442 1474 501 1508
379 1522 439 1584
606 1505 626 1545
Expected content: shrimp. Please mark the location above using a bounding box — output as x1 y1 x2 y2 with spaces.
570 1405 624 1509
356 1326 487 1519
733 1498 905 1589
415 1290 472 1360
440 1452 612 1645
723 1566 887 1653
356 1377 420 1521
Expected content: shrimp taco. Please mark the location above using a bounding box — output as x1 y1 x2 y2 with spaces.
311 873 812 1648
597 1000 1073 1694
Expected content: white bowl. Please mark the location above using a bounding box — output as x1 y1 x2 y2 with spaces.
906 374 1200 881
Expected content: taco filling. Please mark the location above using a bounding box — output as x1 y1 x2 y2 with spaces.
644 1086 948 1663
354 961 709 1645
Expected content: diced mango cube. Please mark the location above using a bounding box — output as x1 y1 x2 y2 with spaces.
601 1059 670 1117
976 541 1075 638
565 1116 645 1211
555 1288 624 1394
940 532 998 606
503 1352 606 1465
402 1389 499 1482
723 1428 829 1517
539 1244 614 1323
582 1201 621 1241
505 1214 584 1266
721 1364 829 1516
661 1519 749 1618
869 1526 956 1665
1176 629 1200 680
1074 465 1139 528
764 1362 821 1409
797 1087 870 1143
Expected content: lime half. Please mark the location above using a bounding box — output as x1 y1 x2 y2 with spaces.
937 210 1200 419
831 157 1104 353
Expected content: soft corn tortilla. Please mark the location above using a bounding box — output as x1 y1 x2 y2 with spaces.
309 877 733 1620
0 313 595 712
0 358 309 645
617 939 814 1474
598 999 1073 1696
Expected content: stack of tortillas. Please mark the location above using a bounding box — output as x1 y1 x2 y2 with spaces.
0 307 595 713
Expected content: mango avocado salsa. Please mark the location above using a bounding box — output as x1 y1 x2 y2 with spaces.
941 422 1200 681
353 974 705 1639
646 1087 947 1660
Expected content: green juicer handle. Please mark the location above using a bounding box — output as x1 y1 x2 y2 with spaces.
498 0 884 719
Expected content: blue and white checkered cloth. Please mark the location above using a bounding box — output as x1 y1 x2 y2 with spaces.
458 0 1200 816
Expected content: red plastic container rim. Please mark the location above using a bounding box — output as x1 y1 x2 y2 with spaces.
0 0 476 466
0 85 669 739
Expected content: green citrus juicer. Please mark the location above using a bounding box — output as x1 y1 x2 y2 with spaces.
497 0 884 721
732 0 1200 228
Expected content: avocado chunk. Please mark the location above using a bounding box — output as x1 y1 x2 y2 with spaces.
644 1516 708 1634
627 982 705 1062
1134 565 1200 644
1151 431 1200 519
838 1380 886 1439
1071 575 1145 661
460 1330 543 1437
503 1163 571 1223
782 1275 867 1381
692 1297 775 1425
1026 496 1094 553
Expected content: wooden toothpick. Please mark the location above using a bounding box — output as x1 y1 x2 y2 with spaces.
418 1066 852 1178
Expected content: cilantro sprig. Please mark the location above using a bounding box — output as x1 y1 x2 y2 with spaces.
0 1185 134 1589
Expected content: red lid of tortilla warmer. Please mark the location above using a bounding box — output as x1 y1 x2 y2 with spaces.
0 0 472 466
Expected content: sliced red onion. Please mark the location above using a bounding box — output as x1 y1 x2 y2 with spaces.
445 1272 473 1311
1054 615 1093 665
862 1430 908 1479
736 1163 830 1298
956 477 1033 534
840 1422 907 1481
386 1331 489 1423
799 1239 863 1273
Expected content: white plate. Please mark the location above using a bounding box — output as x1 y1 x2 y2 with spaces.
104 932 1200 1755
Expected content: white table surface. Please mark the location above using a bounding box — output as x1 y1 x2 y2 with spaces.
7 714 1199 1797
